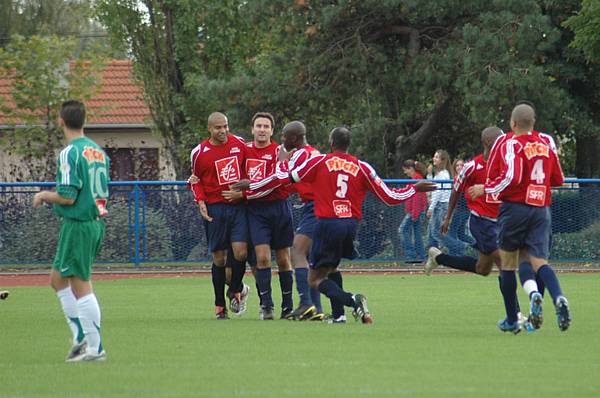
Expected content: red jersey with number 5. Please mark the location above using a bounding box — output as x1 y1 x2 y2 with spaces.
290 152 417 219
485 131 564 207
190 134 247 204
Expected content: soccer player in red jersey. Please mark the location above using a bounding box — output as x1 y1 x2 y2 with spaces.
470 104 571 332
224 113 295 320
189 112 249 320
426 127 505 276
235 121 326 321
289 127 436 323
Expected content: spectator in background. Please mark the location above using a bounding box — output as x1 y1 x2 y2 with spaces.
426 149 467 254
448 158 476 254
400 160 428 263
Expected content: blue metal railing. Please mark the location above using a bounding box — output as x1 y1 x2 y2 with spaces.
1 179 599 265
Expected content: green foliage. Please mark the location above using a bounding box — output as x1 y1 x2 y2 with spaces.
0 35 105 181
96 0 600 178
564 0 600 63
552 221 600 260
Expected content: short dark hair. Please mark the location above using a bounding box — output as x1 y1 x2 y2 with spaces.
251 112 274 129
330 127 351 151
60 100 86 129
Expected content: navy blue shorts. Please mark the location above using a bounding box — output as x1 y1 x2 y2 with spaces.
296 201 317 239
468 214 499 255
247 199 294 249
310 218 358 269
498 202 551 259
204 202 248 253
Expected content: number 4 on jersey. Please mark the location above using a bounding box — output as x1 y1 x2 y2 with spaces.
531 159 545 184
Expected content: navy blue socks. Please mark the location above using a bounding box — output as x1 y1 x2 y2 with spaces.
211 264 226 307
500 271 518 323
256 268 273 308
317 279 355 308
436 254 477 274
328 271 345 318
537 265 563 303
278 270 294 310
294 268 312 306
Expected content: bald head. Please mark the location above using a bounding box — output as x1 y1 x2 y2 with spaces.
208 112 227 127
481 126 503 150
281 121 307 150
511 104 536 132
329 127 351 152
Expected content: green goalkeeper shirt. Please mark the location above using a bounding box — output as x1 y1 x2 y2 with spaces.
53 136 110 221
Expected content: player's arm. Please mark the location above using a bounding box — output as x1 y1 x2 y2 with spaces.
290 154 325 183
33 191 75 207
482 139 522 197
442 162 473 233
549 151 565 187
360 161 435 206
189 145 207 203
34 146 80 207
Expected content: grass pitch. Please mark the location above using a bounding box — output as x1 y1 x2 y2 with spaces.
1 273 599 398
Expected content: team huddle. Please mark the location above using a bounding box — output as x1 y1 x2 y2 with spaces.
36 100 571 363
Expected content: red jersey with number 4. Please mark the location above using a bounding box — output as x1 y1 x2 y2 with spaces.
190 134 247 204
453 154 500 219
244 141 288 201
291 152 417 219
485 131 564 207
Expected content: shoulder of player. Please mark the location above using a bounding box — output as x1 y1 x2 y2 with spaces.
230 134 247 144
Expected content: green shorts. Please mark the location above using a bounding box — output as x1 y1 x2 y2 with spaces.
52 218 105 281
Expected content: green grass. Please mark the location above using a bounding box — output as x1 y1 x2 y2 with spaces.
1 274 599 398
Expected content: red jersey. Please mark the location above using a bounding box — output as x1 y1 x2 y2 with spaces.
290 152 416 219
245 144 320 201
453 154 500 219
404 172 428 221
485 131 564 207
244 140 288 201
190 134 247 204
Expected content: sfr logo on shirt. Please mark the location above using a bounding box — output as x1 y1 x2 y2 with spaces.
215 156 241 185
333 200 352 218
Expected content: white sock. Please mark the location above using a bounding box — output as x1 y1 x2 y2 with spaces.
57 287 83 345
77 293 103 354
523 279 539 299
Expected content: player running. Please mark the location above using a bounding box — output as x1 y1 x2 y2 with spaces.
470 103 571 333
189 112 249 320
288 127 436 323
33 100 109 361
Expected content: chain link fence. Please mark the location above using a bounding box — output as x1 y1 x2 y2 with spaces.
1 180 598 266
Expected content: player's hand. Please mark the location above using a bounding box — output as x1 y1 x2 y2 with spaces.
32 191 46 208
440 218 450 235
277 146 295 161
197 200 213 222
426 209 432 218
230 179 250 191
187 174 199 184
222 190 243 201
414 181 437 192
468 184 485 199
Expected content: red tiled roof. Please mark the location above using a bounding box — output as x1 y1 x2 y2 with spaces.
0 60 150 127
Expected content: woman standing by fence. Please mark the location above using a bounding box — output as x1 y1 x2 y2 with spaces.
400 160 428 263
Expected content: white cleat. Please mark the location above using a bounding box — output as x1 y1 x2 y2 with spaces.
234 284 250 316
66 350 107 363
424 247 441 276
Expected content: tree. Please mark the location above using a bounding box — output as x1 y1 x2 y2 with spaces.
0 35 105 181
563 0 600 178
